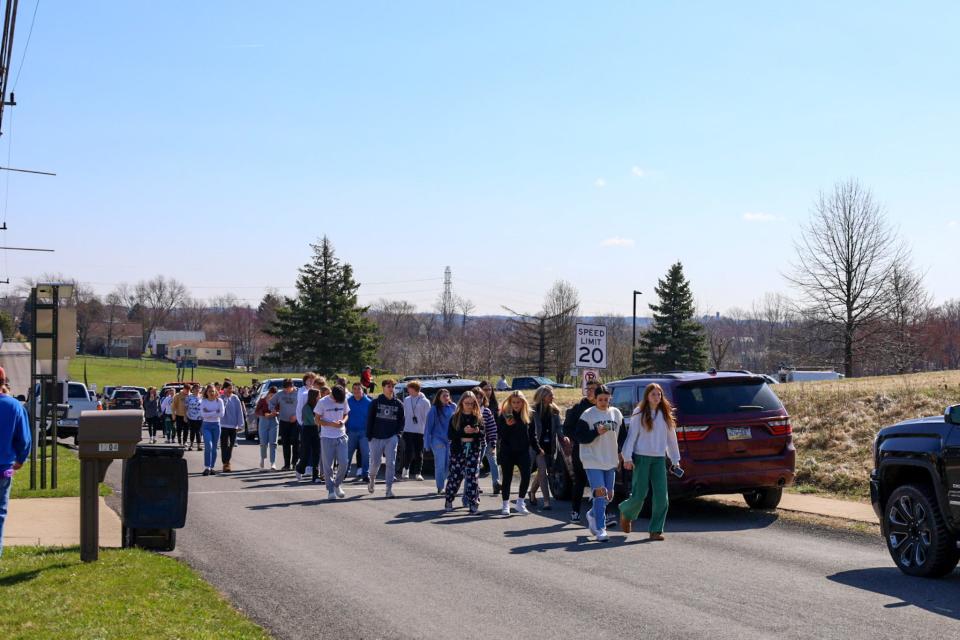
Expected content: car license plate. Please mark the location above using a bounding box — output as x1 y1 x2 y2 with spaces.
727 427 752 440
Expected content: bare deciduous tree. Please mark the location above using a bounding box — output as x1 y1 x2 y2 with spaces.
542 280 580 383
122 276 189 350
884 259 931 373
788 180 904 377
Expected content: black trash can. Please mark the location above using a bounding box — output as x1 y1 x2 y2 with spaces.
122 444 188 551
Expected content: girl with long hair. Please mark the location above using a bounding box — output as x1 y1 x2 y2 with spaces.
143 387 162 444
474 385 501 495
443 391 486 514
618 383 681 540
573 385 623 542
528 385 560 510
424 388 455 494
199 384 225 476
497 391 534 515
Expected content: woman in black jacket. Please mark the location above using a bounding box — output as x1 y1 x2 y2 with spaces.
443 391 486 514
528 385 560 510
497 391 534 516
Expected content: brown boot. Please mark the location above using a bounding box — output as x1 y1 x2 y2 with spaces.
620 516 632 533
223 462 232 473
649 532 665 541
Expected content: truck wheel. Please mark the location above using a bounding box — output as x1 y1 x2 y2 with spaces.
549 453 571 501
743 487 782 510
884 484 959 578
163 529 177 552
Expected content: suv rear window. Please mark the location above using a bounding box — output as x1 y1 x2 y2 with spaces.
68 384 88 399
114 390 140 399
675 381 783 416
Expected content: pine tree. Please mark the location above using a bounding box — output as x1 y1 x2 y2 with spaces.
636 262 707 372
265 236 380 373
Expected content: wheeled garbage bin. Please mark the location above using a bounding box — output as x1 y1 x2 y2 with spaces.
121 444 188 551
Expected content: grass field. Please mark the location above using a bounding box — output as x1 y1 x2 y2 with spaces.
11 444 111 500
0 547 269 640
69 355 300 391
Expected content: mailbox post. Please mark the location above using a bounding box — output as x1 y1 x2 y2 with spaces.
77 409 142 562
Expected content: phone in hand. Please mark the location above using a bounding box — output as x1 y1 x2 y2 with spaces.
670 465 684 479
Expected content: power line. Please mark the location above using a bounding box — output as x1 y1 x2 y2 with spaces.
10 0 36 91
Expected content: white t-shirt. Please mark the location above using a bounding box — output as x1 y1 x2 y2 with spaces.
577 405 624 470
315 395 349 439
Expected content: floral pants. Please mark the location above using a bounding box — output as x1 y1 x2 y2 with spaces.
444 443 481 506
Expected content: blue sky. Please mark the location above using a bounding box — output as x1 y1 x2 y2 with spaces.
3 1 958 316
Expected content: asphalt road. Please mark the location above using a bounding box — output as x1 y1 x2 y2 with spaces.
0 341 30 396
107 437 960 640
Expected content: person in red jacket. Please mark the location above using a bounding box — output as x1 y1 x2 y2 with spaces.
361 366 376 394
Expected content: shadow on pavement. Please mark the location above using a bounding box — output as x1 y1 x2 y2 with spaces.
827 567 960 620
510 535 629 554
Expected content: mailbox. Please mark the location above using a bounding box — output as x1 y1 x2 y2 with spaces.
77 409 143 460
77 409 143 562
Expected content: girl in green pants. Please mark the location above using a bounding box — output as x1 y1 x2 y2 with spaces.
619 383 682 540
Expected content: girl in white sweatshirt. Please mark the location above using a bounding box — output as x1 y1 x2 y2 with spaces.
618 383 682 540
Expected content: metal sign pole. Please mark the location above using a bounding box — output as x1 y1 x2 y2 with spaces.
28 290 37 489
51 285 59 488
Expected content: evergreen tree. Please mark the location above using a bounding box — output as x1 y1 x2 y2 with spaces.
636 262 707 372
265 236 380 373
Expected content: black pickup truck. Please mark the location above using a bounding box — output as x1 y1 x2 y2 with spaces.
871 404 960 577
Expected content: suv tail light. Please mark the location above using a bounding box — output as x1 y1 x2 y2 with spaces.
677 425 710 441
767 418 792 436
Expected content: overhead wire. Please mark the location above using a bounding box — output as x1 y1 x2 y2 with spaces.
10 0 35 91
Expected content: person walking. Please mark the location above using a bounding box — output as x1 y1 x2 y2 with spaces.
160 387 176 443
0 370 31 557
497 391 534 516
365 379 404 498
172 385 190 446
298 389 321 482
186 383 203 452
219 383 245 473
495 375 510 391
200 384 225 476
475 385 501 495
143 387 162 444
562 380 598 523
317 385 350 500
269 379 300 471
296 373 322 478
618 383 681 540
573 385 623 542
528 385 560 510
400 380 430 481
424 388 454 494
256 386 280 470
346 382 371 482
443 391 485 514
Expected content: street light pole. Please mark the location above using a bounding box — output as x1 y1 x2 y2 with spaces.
632 290 642 374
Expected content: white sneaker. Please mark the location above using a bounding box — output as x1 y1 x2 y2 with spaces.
327 491 337 501
368 477 376 494
386 488 396 499
415 474 424 481
271 464 278 471
501 501 511 516
596 529 610 542
586 511 598 536
259 459 265 469
335 486 345 499
515 498 530 515
304 466 313 476
402 470 410 479
296 472 303 481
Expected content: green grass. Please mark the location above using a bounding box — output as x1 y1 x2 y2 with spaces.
69 355 300 391
11 445 111 499
0 547 270 640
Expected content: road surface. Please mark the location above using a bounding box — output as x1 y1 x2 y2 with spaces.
0 341 30 396
107 438 960 640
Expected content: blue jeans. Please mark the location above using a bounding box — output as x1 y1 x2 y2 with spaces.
202 422 221 469
585 468 616 531
321 435 349 492
0 473 11 557
347 431 369 478
483 444 500 487
431 443 449 492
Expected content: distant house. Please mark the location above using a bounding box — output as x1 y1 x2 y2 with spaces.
148 330 206 358
87 321 144 358
168 341 233 367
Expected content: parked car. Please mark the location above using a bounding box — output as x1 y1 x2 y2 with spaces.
107 388 144 410
870 404 960 578
548 371 795 510
243 378 305 441
33 380 99 439
511 376 574 390
399 373 461 382
778 368 844 382
394 377 482 404
121 385 148 398
102 385 119 401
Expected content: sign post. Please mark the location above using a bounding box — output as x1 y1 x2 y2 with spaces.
575 323 607 370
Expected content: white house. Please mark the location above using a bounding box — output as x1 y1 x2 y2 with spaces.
148 329 206 358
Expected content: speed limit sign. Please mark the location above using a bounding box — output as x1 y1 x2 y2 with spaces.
575 323 607 369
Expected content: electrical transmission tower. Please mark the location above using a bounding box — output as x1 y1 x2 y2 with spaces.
440 266 455 331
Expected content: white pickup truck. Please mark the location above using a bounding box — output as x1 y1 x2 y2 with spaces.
33 380 99 439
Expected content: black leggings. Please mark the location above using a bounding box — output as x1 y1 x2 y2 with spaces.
499 448 531 501
188 419 202 446
279 420 299 469
571 446 587 512
220 429 237 464
297 425 320 480
147 416 163 439
175 416 188 445
402 432 424 476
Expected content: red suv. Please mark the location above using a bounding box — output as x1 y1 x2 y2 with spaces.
549 371 795 509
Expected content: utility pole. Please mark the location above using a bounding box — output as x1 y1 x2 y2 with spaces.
631 290 642 374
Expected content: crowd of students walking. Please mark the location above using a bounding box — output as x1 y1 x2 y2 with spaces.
169 372 683 543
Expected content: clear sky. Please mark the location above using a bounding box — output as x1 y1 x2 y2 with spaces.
2 1 957 317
